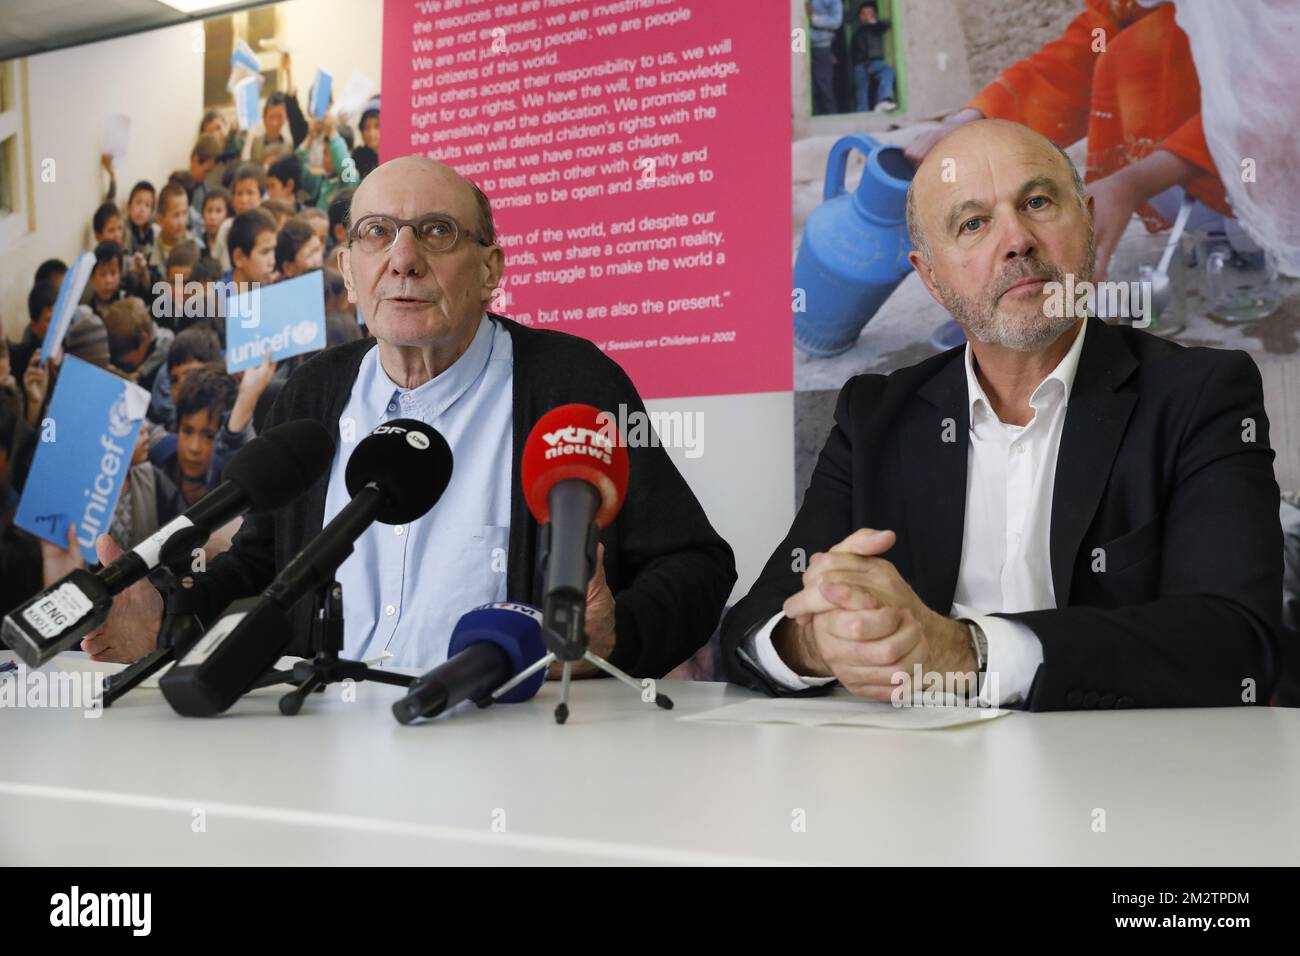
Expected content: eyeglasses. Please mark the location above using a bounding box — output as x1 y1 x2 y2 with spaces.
346 213 492 255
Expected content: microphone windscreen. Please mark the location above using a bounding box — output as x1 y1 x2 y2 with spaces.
344 418 453 524
448 602 547 703
522 404 629 527
222 418 335 513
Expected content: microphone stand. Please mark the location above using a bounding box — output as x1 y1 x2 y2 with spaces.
481 525 674 724
263 580 415 715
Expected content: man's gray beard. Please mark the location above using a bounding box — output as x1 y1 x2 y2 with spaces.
938 234 1096 352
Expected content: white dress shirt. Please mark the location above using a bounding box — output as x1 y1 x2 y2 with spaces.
743 319 1090 707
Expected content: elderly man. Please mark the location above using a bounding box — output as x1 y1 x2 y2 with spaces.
723 118 1281 711
83 156 736 677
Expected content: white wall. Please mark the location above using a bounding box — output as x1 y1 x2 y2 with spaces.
646 391 795 603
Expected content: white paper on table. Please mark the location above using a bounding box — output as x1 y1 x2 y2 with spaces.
682 695 1011 730
103 114 130 160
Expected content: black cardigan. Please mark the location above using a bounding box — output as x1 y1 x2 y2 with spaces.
181 314 736 677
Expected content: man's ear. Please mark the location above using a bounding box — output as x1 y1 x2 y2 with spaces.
907 249 945 307
337 245 358 304
481 246 505 308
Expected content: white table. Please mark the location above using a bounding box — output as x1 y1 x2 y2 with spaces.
3 654 1298 865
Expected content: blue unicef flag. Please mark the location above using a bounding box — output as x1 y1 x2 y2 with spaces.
15 356 151 563
225 270 327 373
309 67 333 120
233 75 260 132
41 252 95 363
230 38 260 74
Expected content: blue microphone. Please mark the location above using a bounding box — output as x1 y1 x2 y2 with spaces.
391 603 547 724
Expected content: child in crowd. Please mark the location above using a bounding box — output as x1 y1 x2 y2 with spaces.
148 325 223 429
322 266 351 317
165 239 202 290
9 282 58 381
108 420 183 552
226 162 265 215
34 259 67 288
266 154 303 211
123 180 157 257
186 134 224 236
82 240 129 318
149 355 276 505
228 208 278 287
246 90 307 165
0 339 13 400
146 183 195 302
297 206 329 249
352 107 380 181
201 108 242 172
296 115 351 210
0 388 41 618
275 218 323 279
63 313 113 369
212 163 265 272
326 187 354 251
262 198 295 230
200 185 232 266
103 296 172 394
92 202 125 248
185 256 228 345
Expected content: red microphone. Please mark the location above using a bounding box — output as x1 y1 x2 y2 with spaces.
521 404 629 657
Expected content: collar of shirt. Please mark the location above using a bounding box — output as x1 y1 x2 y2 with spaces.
362 312 494 423
963 318 1088 430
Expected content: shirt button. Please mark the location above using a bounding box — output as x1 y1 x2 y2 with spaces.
387 403 397 412
394 525 404 536
385 604 396 616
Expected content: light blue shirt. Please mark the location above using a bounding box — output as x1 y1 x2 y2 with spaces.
809 0 843 47
324 314 514 668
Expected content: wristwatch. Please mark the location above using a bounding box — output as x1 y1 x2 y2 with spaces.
964 619 988 675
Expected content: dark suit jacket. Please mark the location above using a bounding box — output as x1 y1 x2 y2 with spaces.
181 314 736 678
722 317 1282 710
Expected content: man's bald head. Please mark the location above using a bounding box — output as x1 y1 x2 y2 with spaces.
906 119 1085 262
347 155 495 245
903 118 1095 353
336 154 504 357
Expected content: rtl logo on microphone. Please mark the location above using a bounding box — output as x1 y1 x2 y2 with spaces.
49 886 151 936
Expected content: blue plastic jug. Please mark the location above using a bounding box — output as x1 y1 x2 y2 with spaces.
793 134 915 356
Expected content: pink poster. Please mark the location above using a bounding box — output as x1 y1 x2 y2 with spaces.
382 0 792 399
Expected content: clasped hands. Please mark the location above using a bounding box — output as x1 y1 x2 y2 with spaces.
773 529 977 701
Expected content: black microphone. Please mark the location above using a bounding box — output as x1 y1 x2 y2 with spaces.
1 419 334 668
159 419 453 717
392 603 547 724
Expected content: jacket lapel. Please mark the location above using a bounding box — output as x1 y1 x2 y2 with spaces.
1048 318 1138 605
901 351 970 612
